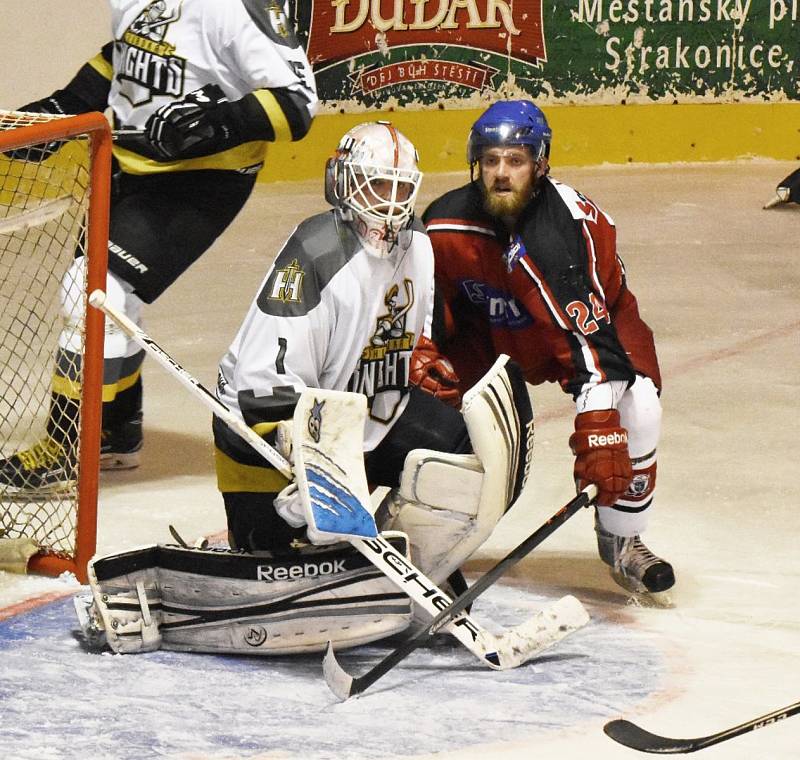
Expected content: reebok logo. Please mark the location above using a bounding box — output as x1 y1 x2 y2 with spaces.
587 431 627 447
256 559 346 582
521 419 535 487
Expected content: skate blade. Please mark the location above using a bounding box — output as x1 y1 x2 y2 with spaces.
100 450 141 471
611 569 675 608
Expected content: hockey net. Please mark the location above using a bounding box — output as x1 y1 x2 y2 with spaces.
0 111 111 582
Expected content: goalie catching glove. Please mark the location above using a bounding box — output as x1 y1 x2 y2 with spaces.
409 335 461 407
569 409 632 507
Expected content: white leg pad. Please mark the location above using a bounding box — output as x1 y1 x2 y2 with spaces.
81 538 413 655
384 355 535 584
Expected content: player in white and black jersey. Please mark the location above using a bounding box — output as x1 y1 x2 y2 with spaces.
0 0 317 491
214 121 474 554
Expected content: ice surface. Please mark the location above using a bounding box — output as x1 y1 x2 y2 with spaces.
2 161 798 759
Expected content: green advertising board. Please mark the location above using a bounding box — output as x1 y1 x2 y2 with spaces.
291 1 799 109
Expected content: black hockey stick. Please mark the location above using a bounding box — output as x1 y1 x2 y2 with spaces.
604 699 800 754
323 485 597 699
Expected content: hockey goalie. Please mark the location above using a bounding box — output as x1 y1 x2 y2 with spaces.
75 122 583 659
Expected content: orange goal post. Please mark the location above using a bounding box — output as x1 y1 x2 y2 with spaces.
0 111 111 583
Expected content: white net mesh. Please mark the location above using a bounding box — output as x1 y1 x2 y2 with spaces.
0 110 93 559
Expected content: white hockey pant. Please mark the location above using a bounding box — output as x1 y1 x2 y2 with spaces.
596 375 662 537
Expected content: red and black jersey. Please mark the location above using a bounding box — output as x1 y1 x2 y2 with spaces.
422 178 661 399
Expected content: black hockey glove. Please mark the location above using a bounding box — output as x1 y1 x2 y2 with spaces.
3 92 79 162
135 84 245 162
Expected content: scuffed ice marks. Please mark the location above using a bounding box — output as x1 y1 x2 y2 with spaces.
0 587 663 759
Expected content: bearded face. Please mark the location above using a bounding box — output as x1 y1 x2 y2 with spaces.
478 146 546 221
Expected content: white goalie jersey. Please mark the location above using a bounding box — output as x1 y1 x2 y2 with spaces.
217 211 435 452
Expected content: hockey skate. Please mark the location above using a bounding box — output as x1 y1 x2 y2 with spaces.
101 377 144 470
763 167 800 209
0 437 74 496
100 412 143 470
596 518 675 606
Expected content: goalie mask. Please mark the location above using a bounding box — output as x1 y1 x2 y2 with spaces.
325 121 422 255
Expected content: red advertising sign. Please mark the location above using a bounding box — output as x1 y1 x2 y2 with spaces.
306 0 546 71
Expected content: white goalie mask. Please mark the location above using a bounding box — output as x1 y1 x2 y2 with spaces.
325 121 422 254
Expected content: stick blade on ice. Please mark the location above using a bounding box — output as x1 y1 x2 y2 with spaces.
604 719 700 754
323 641 355 701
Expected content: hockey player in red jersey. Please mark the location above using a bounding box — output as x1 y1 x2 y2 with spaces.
418 100 675 602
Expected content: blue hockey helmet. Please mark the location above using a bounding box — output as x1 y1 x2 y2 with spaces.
467 100 552 165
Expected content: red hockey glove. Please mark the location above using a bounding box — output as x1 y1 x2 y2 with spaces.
409 335 461 407
569 409 632 506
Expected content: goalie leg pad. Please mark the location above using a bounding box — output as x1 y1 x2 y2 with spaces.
81 536 413 656
382 355 535 584
85 550 162 653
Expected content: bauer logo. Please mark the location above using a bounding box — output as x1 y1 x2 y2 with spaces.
256 558 347 582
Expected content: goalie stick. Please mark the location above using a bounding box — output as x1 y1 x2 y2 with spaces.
604 699 800 754
323 484 596 700
88 290 588 673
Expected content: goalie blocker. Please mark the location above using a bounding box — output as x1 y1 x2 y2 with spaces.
76 536 412 655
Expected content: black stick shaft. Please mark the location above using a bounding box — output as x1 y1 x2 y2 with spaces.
604 699 800 753
346 487 595 696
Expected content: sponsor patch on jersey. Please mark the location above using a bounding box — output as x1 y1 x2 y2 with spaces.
460 279 534 330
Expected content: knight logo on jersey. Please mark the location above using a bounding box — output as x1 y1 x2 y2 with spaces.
348 280 415 421
116 0 186 106
266 259 305 303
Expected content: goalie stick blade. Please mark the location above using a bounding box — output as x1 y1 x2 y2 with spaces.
323 595 590 701
323 641 355 701
604 699 800 754
492 594 590 669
